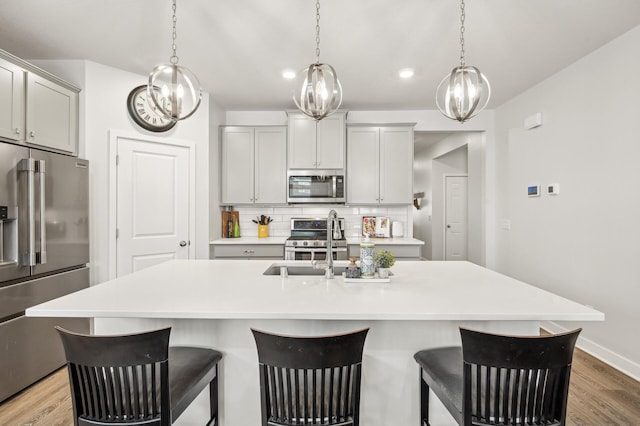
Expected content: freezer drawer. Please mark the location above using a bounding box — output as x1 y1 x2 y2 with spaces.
0 267 89 319
0 314 89 402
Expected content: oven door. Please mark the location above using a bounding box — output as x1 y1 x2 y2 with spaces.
285 247 348 261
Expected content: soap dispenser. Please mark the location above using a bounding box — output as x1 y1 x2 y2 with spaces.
360 235 375 277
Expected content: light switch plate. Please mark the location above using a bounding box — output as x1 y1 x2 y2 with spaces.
547 183 560 195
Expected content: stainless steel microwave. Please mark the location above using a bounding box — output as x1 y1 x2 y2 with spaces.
287 170 345 203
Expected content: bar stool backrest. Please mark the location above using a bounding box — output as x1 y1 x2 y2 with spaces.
460 327 581 426
56 326 172 426
252 328 369 426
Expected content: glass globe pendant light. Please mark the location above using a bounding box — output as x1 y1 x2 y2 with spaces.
148 0 202 121
436 0 490 123
293 0 343 121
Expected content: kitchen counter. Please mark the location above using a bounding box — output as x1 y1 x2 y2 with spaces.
27 260 600 321
209 236 287 245
27 260 603 425
346 236 424 245
209 236 423 245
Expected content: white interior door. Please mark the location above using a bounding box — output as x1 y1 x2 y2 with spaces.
445 176 468 261
116 136 191 276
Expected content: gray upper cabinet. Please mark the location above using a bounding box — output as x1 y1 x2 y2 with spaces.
287 112 346 169
221 126 287 205
0 49 80 156
0 57 25 142
25 73 79 154
347 125 414 205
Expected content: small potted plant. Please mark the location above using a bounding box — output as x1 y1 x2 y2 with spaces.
373 249 395 279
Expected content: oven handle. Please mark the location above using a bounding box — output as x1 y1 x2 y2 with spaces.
285 247 347 252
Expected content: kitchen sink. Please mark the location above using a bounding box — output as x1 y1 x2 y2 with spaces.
262 264 348 276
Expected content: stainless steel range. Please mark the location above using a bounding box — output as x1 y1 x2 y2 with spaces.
285 218 348 261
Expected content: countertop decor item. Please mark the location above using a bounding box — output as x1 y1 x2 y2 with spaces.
435 0 490 123
126 85 177 132
292 0 342 120
147 0 202 121
374 249 395 279
362 216 376 237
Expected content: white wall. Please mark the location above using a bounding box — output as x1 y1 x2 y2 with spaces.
412 148 432 258
31 60 211 285
208 98 226 240
494 25 640 378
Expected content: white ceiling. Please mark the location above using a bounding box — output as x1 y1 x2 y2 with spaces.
1 0 639 111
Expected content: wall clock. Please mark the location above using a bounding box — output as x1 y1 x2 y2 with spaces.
126 85 176 132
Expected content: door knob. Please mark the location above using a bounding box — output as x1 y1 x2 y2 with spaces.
179 241 187 247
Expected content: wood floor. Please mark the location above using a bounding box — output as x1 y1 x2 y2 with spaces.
0 346 639 425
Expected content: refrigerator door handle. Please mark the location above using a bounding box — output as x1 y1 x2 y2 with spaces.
18 159 37 266
36 160 47 264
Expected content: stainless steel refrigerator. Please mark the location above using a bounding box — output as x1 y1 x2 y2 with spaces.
0 141 89 402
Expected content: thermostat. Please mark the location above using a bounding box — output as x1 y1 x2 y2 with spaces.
547 183 560 195
527 185 540 197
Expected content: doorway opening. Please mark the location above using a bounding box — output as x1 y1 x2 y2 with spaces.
412 131 484 264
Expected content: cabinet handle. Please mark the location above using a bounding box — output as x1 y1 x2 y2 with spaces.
15 128 20 135
179 241 187 247
243 249 255 254
29 131 35 138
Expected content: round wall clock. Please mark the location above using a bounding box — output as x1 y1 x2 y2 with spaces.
126 85 176 132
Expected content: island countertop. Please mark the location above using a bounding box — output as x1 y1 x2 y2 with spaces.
27 260 603 322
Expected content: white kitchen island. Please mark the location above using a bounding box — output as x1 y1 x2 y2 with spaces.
27 260 603 426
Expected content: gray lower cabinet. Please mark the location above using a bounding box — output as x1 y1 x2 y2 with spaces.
348 244 422 260
211 244 284 259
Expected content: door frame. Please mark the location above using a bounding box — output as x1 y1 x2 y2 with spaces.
108 130 196 280
443 173 468 260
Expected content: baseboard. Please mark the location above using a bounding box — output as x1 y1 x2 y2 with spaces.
541 321 640 383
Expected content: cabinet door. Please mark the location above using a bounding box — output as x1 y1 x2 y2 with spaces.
316 112 345 169
26 74 78 154
346 127 380 204
221 127 255 204
380 127 413 204
287 113 317 168
0 58 24 142
255 127 287 204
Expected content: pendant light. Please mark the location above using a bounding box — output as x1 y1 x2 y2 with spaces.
435 0 490 123
293 0 343 121
148 0 202 121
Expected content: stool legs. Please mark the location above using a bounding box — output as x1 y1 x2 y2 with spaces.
419 367 430 426
206 365 219 426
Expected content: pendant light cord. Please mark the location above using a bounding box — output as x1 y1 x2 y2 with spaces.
315 0 321 64
170 0 179 65
459 0 465 67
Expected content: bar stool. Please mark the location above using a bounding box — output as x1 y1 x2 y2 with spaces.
56 326 222 425
414 327 581 426
251 327 369 426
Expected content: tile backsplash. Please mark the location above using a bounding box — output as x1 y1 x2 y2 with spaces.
225 205 412 238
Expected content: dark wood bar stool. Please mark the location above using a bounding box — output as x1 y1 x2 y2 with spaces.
251 327 369 426
55 326 223 426
414 327 581 426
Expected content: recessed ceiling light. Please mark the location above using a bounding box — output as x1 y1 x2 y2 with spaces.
399 68 414 79
282 69 296 80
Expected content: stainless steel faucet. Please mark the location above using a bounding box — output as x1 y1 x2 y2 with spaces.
313 209 339 279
